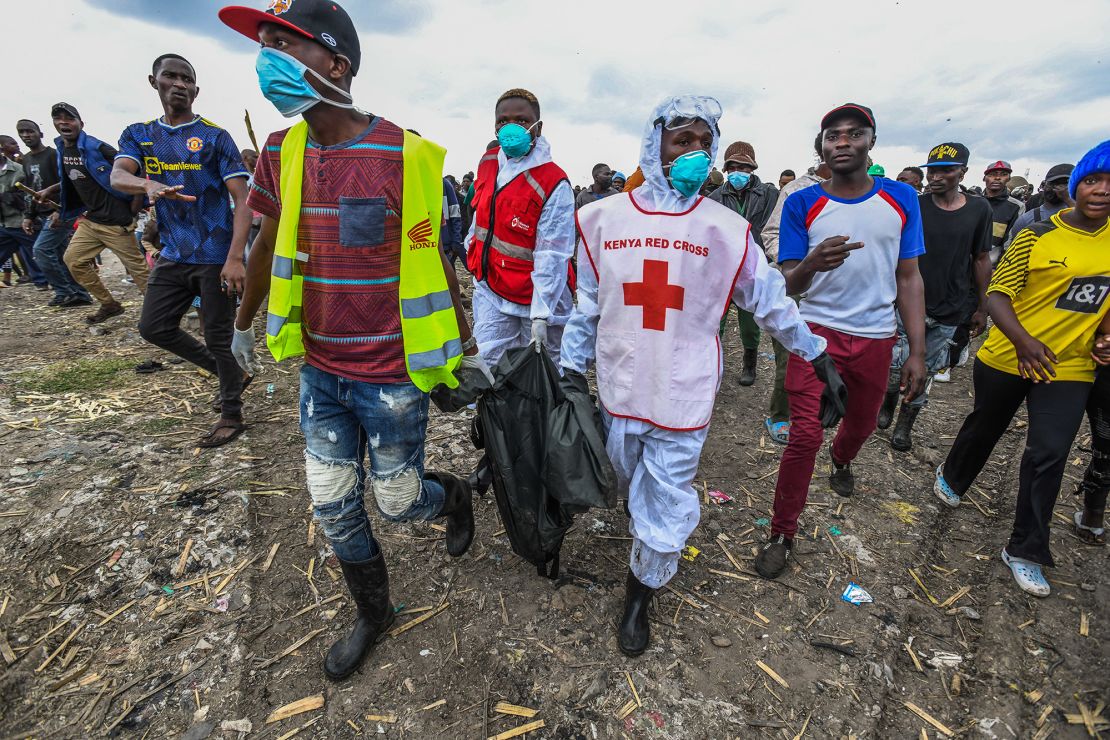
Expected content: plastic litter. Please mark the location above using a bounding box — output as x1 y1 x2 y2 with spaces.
841 582 873 605
755 517 770 527
707 490 733 505
681 545 701 561
828 526 842 536
926 652 963 669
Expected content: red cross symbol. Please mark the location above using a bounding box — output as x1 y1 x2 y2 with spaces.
623 259 685 331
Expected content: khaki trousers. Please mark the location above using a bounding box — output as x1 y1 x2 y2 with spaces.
64 218 149 305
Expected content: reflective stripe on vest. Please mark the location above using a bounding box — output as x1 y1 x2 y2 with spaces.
265 122 462 392
473 226 535 262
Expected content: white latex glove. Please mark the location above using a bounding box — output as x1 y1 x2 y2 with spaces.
459 352 494 386
231 326 263 376
531 318 548 354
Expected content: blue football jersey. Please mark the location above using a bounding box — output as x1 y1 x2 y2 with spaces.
117 116 248 264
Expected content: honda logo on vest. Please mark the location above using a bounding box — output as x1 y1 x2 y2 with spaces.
407 219 438 251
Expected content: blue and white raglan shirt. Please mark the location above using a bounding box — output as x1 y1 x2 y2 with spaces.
116 116 248 264
778 178 925 338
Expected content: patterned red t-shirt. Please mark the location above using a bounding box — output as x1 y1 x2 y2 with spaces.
248 117 408 383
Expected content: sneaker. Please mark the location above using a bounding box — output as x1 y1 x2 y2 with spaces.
934 368 952 383
35 283 50 291
62 295 93 307
122 275 135 285
47 295 68 307
754 535 792 579
933 465 961 508
86 301 124 324
956 345 970 368
1001 548 1050 597
829 453 855 497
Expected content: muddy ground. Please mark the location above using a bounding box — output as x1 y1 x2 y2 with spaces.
0 255 1106 740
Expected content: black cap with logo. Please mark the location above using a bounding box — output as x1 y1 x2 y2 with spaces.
219 0 361 75
50 102 82 121
921 142 970 168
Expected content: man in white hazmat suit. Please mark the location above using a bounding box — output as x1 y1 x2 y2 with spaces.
561 96 848 656
466 88 575 364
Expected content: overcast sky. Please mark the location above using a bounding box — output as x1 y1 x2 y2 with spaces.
10 0 1109 190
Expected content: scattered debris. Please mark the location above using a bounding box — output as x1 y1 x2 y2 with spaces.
841 582 874 606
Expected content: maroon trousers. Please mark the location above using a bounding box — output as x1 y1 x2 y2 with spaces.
771 324 896 538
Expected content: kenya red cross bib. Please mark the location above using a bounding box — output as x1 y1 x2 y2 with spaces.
576 192 749 430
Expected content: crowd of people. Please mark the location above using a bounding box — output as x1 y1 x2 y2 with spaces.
3 0 1108 679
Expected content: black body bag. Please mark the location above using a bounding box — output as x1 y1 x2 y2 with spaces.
471 345 617 578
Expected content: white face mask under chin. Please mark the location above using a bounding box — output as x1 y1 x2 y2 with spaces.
306 67 355 110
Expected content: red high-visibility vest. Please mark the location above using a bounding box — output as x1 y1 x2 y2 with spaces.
467 147 575 305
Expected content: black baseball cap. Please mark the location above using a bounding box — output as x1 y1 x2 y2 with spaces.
922 142 970 167
820 103 876 132
50 102 81 120
219 0 361 75
1045 163 1074 182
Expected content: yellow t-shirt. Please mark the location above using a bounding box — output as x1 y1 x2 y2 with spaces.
979 210 1110 381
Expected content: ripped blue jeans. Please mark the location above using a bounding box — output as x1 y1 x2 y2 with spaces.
299 364 445 562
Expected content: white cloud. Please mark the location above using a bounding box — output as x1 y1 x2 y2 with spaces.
8 0 1108 189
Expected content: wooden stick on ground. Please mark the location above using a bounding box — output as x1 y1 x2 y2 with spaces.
266 694 325 724
903 701 954 737
256 629 325 670
103 659 208 733
488 719 545 740
36 622 85 673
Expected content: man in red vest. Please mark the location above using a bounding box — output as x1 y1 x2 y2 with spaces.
466 88 575 364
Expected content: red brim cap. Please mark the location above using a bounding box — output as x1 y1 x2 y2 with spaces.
218 5 314 42
821 103 876 131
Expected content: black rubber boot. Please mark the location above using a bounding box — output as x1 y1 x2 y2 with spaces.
738 348 758 387
890 404 920 452
876 390 899 430
617 570 655 657
428 471 474 557
324 553 394 680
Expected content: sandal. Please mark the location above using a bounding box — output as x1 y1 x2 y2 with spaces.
135 360 164 374
197 417 247 448
1073 510 1107 546
764 418 790 445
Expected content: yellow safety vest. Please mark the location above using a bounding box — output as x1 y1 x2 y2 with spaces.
265 122 462 392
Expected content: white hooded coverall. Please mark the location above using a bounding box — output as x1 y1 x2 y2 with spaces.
560 97 826 588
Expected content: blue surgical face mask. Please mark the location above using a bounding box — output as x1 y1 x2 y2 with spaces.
667 150 711 197
727 171 752 189
497 121 538 159
256 47 354 118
